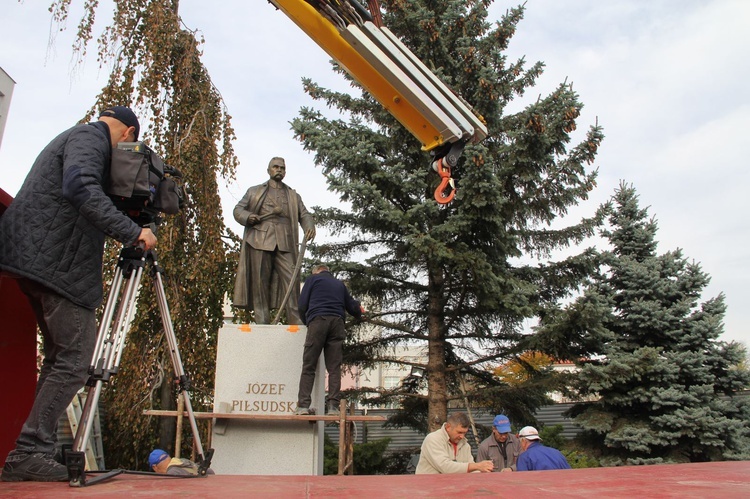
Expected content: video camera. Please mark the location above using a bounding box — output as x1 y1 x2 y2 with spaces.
108 142 185 226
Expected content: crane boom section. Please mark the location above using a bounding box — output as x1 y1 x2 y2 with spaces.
269 0 486 152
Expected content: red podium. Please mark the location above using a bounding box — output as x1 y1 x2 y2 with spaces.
0 187 38 464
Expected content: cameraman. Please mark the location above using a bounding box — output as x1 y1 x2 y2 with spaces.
0 106 156 482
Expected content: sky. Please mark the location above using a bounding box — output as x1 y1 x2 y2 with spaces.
1 1 748 348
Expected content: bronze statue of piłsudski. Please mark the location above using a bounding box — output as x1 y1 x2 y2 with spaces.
232 157 316 324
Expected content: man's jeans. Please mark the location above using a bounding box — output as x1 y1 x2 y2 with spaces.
297 316 345 409
9 279 96 457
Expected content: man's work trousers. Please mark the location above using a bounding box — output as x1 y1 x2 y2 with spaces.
10 279 96 457
297 316 345 410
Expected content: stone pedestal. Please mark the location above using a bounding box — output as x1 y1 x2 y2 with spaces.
210 324 325 475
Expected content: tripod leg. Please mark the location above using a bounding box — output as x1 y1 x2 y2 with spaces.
150 255 214 474
88 264 125 373
68 250 147 486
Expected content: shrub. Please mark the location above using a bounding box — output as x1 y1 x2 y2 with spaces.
324 435 392 475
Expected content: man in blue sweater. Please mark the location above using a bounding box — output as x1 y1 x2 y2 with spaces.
295 264 363 416
516 426 571 471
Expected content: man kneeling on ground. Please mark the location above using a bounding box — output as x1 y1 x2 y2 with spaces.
149 449 215 476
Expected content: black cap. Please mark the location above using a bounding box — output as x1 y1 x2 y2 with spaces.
99 106 140 140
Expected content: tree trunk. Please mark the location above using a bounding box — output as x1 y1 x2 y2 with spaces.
426 267 447 431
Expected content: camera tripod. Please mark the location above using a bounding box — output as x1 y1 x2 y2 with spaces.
66 245 213 486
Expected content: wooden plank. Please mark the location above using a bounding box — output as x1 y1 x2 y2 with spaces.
142 410 386 422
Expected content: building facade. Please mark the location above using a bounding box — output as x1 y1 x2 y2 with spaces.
0 67 16 151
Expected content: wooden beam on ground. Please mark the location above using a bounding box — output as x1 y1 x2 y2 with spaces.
142 410 386 422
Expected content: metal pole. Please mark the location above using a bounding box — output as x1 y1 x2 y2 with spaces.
459 373 481 447
272 236 308 324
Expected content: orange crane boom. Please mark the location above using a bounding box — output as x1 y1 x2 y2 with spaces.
268 0 487 203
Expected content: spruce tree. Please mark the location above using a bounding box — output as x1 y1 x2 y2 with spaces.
551 183 750 464
292 1 604 431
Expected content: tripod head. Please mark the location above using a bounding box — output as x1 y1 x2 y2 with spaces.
124 207 163 228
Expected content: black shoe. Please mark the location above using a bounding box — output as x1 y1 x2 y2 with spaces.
327 404 340 417
1 452 69 482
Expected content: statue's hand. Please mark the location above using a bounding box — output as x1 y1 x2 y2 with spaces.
305 227 316 242
247 214 260 226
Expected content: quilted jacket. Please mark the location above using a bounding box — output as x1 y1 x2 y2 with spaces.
0 121 142 310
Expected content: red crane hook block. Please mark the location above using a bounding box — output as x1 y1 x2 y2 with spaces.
433 158 456 204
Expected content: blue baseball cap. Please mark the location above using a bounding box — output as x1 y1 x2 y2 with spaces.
493 414 512 433
148 449 169 468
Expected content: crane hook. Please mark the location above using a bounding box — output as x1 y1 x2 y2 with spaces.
433 158 456 204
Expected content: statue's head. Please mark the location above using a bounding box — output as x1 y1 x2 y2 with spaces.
267 157 286 181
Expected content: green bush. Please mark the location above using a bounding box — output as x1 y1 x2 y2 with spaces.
382 448 421 475
563 449 600 469
539 425 600 469
539 424 567 450
323 435 392 475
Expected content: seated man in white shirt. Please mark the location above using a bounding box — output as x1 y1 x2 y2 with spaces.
415 412 494 474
